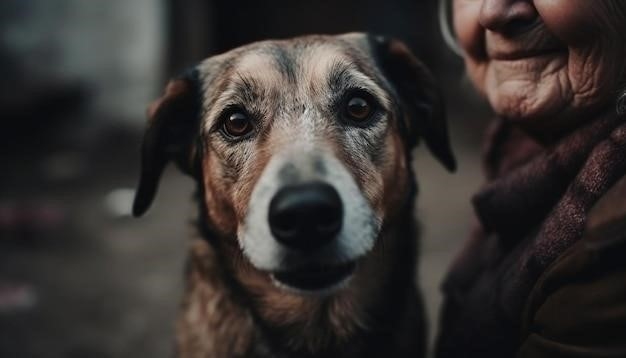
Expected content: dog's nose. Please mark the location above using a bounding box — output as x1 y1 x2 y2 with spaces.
269 182 343 250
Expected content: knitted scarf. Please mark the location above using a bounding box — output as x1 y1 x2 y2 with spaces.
473 110 626 317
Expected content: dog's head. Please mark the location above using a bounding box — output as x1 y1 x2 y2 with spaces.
133 32 453 347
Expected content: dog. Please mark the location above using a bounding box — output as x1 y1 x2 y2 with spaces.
133 33 455 357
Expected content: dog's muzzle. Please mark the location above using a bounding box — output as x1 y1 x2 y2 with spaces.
267 182 354 291
240 148 380 295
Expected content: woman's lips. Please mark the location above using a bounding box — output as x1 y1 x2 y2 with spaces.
485 27 566 61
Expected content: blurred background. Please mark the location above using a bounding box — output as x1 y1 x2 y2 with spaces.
0 1 491 357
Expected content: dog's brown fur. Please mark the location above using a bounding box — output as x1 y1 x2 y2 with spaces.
133 33 455 357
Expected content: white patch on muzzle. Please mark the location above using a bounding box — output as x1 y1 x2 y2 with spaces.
239 148 381 272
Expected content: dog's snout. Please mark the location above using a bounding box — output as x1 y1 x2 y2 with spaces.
269 182 343 250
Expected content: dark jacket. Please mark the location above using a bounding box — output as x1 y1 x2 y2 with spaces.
435 116 626 358
518 176 626 357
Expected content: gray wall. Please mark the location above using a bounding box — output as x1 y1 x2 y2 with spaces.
1 0 166 123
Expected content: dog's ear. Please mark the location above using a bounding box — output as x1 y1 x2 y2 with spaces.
370 35 456 172
133 70 202 217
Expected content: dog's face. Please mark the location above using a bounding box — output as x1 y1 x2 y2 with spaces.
133 33 454 348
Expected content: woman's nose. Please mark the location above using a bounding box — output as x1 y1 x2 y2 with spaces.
479 0 538 34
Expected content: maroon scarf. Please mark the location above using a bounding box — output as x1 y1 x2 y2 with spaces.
437 103 626 358
472 111 626 315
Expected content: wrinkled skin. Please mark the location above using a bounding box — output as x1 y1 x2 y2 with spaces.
453 0 626 137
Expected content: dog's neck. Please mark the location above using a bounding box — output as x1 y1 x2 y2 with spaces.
175 188 423 358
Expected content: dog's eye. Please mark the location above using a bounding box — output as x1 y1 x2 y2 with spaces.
223 112 253 138
345 95 373 122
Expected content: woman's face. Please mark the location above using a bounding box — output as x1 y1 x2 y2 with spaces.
453 0 626 133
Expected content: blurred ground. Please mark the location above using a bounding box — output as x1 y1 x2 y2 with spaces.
0 118 191 358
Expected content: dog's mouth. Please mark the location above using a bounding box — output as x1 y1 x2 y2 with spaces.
270 261 356 293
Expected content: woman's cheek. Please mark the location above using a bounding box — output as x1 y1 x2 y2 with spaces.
452 1 487 96
534 0 607 44
453 0 484 58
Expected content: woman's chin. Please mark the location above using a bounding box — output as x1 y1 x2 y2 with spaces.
485 80 574 133
489 94 609 142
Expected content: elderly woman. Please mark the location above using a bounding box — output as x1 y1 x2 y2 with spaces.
436 1 626 357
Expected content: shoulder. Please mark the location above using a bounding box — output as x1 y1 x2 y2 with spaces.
518 177 626 357
518 239 626 356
